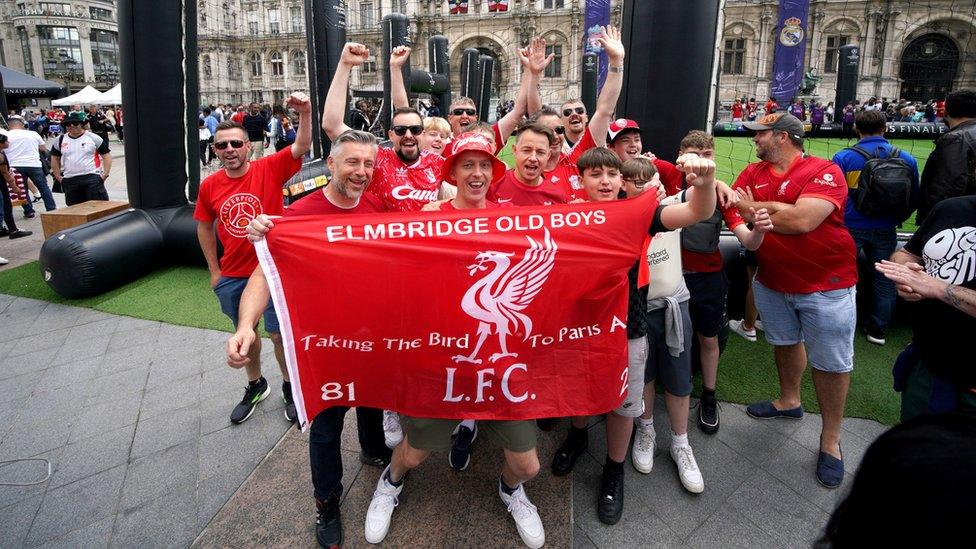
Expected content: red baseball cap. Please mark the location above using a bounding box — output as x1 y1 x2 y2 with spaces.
440 132 508 184
607 118 642 143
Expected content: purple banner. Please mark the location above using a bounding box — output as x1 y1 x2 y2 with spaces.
770 0 810 102
583 0 611 92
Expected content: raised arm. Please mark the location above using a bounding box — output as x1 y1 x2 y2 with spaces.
589 26 625 147
497 38 553 142
660 154 717 230
322 43 369 141
389 45 411 110
285 91 313 159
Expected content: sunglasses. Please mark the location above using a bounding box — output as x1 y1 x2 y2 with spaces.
553 126 566 135
214 140 245 150
562 107 586 117
392 125 424 137
451 108 477 117
64 121 84 127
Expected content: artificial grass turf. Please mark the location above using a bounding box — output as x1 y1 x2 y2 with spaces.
1 260 903 424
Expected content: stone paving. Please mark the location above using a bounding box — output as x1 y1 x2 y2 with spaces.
0 296 891 548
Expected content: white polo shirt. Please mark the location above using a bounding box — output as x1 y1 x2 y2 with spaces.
51 131 111 178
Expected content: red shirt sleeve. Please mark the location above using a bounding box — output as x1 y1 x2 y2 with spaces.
721 204 745 230
192 180 215 222
492 123 504 155
654 159 684 196
798 162 846 210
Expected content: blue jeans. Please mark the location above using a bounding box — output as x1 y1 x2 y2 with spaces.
14 166 57 213
849 227 898 332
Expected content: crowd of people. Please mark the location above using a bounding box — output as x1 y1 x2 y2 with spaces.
188 25 976 548
728 95 947 136
0 104 116 264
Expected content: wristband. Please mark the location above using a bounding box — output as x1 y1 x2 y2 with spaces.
609 66 624 73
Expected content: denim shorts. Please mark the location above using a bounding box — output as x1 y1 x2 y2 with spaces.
213 276 280 333
752 278 856 373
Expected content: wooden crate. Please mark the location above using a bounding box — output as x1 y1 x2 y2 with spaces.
40 200 132 238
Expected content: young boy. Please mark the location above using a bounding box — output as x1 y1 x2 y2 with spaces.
553 147 717 524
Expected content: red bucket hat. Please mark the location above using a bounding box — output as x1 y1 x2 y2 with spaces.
440 132 508 184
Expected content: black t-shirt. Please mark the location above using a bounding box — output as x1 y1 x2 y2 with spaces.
627 205 668 339
242 113 268 142
903 195 976 387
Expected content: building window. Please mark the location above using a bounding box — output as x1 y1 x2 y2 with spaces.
268 8 281 34
249 52 262 77
39 2 71 15
273 90 285 105
252 90 263 104
824 35 851 73
222 3 231 30
248 10 259 35
545 44 562 77
89 7 112 21
363 58 377 73
395 0 406 13
290 6 303 33
360 2 374 27
38 25 83 80
722 38 745 74
202 54 212 79
228 57 241 79
90 29 119 83
18 27 34 76
270 51 284 76
292 50 306 75
543 0 564 9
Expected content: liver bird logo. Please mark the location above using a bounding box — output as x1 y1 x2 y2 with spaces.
452 229 558 364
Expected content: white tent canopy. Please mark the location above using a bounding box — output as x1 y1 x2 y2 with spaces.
51 85 107 107
94 84 121 105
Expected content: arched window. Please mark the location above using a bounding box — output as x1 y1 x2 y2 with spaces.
292 50 306 75
544 36 564 78
249 52 262 77
822 19 861 73
270 51 284 76
202 54 212 79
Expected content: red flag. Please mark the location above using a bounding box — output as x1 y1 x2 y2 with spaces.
449 0 469 15
257 193 657 429
488 0 509 12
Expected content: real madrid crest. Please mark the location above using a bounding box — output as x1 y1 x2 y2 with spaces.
779 17 804 47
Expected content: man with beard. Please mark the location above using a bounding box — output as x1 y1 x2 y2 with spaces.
323 43 444 212
234 129 390 549
195 92 312 426
362 132 547 549
559 98 588 151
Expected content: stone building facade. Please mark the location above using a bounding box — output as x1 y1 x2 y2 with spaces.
718 0 976 104
0 0 119 92
197 0 624 108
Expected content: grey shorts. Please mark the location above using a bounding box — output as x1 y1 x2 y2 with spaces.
400 416 537 453
644 301 694 397
615 337 648 417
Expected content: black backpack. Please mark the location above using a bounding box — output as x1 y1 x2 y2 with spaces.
849 145 914 222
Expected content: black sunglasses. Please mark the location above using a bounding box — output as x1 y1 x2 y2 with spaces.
562 107 586 117
214 139 245 150
553 125 566 135
64 121 84 127
451 108 477 117
392 125 423 137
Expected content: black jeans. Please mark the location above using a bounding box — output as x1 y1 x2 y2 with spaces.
309 406 389 501
0 176 18 232
62 174 108 206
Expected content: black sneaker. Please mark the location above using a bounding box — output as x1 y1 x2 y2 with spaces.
282 382 297 423
698 395 720 435
360 450 391 468
230 377 270 424
315 494 343 548
597 467 624 525
449 423 477 471
0 229 9 237
9 230 32 239
865 326 886 346
551 431 588 477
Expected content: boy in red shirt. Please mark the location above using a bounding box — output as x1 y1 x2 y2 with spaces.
195 92 311 425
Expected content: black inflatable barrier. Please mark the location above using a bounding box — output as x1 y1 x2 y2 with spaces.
713 121 948 139
39 209 164 299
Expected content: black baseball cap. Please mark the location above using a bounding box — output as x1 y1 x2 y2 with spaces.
743 112 805 138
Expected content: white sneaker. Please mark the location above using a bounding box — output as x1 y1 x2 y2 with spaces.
755 320 764 332
670 444 705 494
364 466 402 544
0 257 8 265
728 319 757 342
631 423 655 474
499 482 545 549
383 410 403 449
